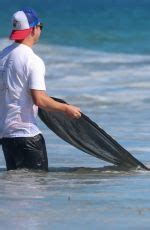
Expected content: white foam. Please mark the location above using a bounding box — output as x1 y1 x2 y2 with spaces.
1 38 150 106
1 37 150 62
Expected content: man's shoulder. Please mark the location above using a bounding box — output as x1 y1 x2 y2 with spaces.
13 44 41 66
15 44 33 56
30 51 45 68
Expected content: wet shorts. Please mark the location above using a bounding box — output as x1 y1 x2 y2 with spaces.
1 134 48 171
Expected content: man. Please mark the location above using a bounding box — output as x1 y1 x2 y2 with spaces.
0 7 81 171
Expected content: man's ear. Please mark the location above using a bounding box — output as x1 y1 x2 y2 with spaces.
31 27 35 36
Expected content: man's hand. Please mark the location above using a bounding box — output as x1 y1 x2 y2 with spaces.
64 104 81 119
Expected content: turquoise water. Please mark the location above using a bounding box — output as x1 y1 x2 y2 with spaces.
2 0 150 53
1 1 150 229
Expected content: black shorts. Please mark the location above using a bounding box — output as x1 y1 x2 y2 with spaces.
1 134 48 171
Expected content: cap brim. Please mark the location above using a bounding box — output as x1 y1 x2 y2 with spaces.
9 28 32 40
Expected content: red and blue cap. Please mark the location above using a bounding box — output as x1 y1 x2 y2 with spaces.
10 7 42 40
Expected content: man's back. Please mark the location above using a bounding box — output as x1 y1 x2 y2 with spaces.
0 43 45 138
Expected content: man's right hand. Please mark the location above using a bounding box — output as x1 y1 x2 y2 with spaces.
64 104 81 119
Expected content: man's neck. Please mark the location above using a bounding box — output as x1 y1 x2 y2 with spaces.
15 39 34 48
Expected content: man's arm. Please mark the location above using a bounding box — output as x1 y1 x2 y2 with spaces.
31 89 81 119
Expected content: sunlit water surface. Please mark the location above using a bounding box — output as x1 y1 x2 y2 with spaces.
0 39 150 229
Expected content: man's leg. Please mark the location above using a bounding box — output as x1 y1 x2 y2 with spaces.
2 138 17 170
2 134 48 171
23 134 48 171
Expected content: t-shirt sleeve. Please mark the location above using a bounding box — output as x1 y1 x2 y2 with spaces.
28 55 46 90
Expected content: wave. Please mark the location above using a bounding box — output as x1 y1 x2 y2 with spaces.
1 38 150 108
1 38 150 66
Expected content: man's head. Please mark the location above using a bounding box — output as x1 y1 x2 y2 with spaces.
9 7 43 43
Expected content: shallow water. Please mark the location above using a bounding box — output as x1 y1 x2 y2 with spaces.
0 39 150 229
0 167 150 230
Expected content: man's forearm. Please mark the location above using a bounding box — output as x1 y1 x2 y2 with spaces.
30 89 81 119
31 90 67 112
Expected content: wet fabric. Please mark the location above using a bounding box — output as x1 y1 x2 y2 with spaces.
38 97 148 170
1 134 48 171
0 43 45 138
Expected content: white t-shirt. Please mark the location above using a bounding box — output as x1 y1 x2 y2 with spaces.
0 43 46 138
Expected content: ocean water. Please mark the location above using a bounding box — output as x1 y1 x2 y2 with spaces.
1 1 150 229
